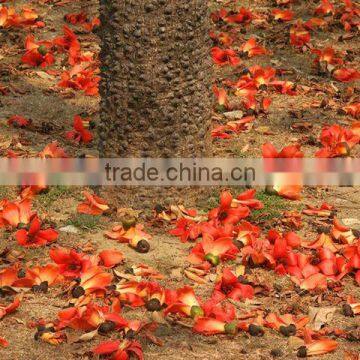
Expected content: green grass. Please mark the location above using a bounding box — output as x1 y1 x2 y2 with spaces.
34 186 79 208
250 190 296 222
0 186 11 199
65 213 103 231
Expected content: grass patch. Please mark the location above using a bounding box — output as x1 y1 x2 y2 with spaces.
0 186 11 199
65 213 103 231
250 191 293 222
34 186 77 208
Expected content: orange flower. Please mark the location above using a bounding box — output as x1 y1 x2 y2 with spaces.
14 264 62 289
312 47 343 66
73 266 112 297
0 297 20 320
213 85 228 107
225 7 253 24
66 115 93 144
7 115 31 128
38 142 68 158
188 234 239 266
298 339 338 357
316 124 359 158
265 312 309 331
98 249 125 268
333 68 360 82
165 286 202 317
272 9 294 21
315 0 335 16
211 47 240 66
21 35 55 68
57 301 126 331
92 339 143 360
50 247 94 278
58 67 100 95
105 224 152 253
15 216 58 248
77 191 109 215
343 103 360 119
290 23 311 47
240 38 268 58
0 199 33 228
0 266 19 287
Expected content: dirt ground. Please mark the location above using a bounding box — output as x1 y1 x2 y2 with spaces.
0 0 360 359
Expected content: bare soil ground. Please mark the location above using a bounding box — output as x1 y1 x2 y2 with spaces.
0 0 359 360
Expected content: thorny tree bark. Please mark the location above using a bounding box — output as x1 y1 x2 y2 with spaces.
98 0 213 158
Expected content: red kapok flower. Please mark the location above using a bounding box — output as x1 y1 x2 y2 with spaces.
50 247 93 278
7 115 31 128
208 191 250 225
0 297 20 320
98 249 125 268
240 38 268 58
188 234 239 266
272 9 294 21
77 191 109 215
0 199 33 228
333 68 360 83
15 216 58 247
211 47 240 66
66 115 93 144
92 339 143 360
165 286 203 318
21 35 54 68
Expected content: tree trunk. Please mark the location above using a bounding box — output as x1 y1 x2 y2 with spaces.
98 0 212 158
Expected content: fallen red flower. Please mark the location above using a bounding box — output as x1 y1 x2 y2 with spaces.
239 38 268 58
38 142 68 158
169 218 201 243
342 102 360 118
316 124 359 158
225 7 253 24
50 247 93 278
303 203 333 217
58 67 100 95
165 286 203 318
272 9 294 21
214 267 254 301
213 85 228 107
14 264 62 288
188 234 239 266
0 297 20 320
99 249 125 268
66 115 93 144
265 312 309 331
262 143 304 159
92 339 143 360
312 47 343 66
299 339 338 357
333 68 360 82
211 47 240 66
58 300 126 331
0 199 33 228
77 191 109 215
0 6 42 28
315 0 335 16
0 337 8 347
208 191 250 225
0 266 20 287
7 115 31 128
21 35 55 68
53 25 81 65
75 266 113 296
290 23 311 47
15 216 58 247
